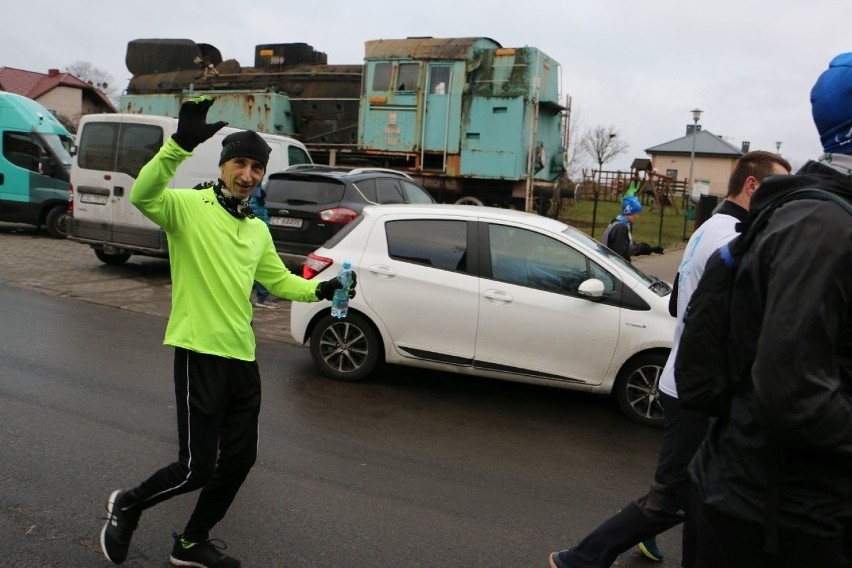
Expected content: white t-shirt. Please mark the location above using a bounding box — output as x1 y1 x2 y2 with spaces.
658 209 742 397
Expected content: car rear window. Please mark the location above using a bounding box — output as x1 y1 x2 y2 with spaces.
266 178 345 205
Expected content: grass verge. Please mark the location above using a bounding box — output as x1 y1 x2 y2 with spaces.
558 196 695 250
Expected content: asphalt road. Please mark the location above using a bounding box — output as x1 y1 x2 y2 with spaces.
0 225 685 567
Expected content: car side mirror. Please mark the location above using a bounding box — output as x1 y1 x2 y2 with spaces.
578 278 605 299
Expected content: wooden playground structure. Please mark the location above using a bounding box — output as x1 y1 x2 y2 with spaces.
576 166 685 215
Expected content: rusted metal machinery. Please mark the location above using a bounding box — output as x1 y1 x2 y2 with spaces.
120 37 568 212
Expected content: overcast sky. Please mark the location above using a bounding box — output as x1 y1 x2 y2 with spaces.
4 0 851 173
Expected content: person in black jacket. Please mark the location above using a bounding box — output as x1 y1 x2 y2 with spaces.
688 52 852 567
600 196 663 263
547 151 791 568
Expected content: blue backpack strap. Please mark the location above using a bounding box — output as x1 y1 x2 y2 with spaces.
718 242 736 268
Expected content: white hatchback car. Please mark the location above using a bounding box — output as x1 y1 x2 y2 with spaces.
291 205 675 426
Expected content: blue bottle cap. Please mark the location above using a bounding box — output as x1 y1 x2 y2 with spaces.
342 260 352 269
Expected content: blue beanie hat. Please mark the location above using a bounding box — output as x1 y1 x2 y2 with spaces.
811 52 852 154
622 195 643 215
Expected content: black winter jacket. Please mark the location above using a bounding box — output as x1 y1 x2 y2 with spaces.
602 219 651 263
690 160 852 538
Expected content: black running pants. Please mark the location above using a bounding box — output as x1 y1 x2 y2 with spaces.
125 347 261 541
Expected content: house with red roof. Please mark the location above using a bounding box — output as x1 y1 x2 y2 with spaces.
0 67 116 131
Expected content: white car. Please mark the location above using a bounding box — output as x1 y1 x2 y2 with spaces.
291 204 675 426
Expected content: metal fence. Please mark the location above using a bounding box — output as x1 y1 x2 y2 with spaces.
567 169 697 243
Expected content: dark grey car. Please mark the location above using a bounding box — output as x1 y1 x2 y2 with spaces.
265 166 434 273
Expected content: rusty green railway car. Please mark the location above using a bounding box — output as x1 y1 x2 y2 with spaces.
118 37 568 211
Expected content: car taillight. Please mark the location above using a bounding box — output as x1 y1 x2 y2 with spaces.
68 184 74 213
302 252 334 279
319 207 358 224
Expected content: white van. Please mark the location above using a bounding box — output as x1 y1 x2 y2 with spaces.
68 113 312 264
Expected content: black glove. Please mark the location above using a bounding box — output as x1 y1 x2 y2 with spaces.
637 242 653 255
651 245 665 254
171 95 228 151
316 271 358 301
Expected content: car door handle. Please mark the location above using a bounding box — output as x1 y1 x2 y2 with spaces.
483 289 514 304
368 264 396 279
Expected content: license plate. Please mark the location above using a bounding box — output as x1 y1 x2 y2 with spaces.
80 193 108 205
270 217 303 228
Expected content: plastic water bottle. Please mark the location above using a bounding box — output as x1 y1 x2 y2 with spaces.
330 260 353 319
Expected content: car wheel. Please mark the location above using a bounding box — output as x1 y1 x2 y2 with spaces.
45 205 69 239
94 249 131 265
614 352 667 427
309 312 382 381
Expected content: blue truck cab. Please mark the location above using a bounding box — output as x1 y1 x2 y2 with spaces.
0 92 73 238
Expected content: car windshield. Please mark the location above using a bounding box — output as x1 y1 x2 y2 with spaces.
266 177 345 205
562 226 664 289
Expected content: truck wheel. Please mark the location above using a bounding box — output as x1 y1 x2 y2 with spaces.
455 196 484 206
94 249 131 265
45 205 69 239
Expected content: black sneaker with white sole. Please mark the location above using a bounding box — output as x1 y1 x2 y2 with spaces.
170 533 241 568
100 489 141 564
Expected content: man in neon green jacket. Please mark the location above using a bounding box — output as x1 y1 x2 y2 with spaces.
100 96 354 568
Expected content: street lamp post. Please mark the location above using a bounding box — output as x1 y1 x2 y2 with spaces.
683 108 702 238
775 141 783 154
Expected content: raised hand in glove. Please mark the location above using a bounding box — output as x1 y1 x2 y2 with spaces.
651 245 665 254
316 271 358 301
171 95 229 152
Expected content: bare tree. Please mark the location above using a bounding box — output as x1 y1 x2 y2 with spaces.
580 125 629 237
580 125 629 177
65 60 119 102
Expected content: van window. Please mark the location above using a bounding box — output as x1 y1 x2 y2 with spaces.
3 131 41 172
287 145 311 167
118 124 163 177
40 132 72 168
2 131 68 178
78 122 163 178
78 123 115 171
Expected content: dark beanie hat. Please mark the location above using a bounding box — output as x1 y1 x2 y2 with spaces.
811 52 852 154
219 130 272 169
